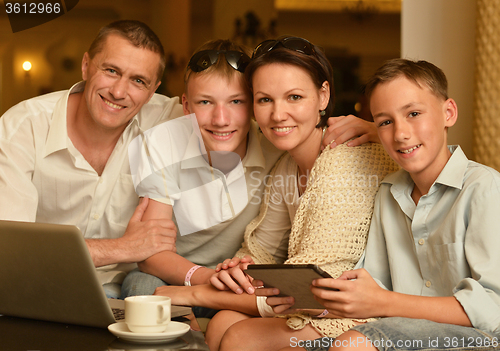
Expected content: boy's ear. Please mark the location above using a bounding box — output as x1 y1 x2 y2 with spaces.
181 93 191 115
444 98 458 128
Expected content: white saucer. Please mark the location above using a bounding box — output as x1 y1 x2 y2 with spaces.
108 321 190 344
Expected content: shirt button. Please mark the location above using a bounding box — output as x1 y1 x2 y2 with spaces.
93 214 100 220
418 238 425 245
99 178 104 184
425 280 432 288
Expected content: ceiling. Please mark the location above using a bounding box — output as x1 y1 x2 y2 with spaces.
274 0 401 13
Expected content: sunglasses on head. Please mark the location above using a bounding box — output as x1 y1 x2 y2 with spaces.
252 36 317 59
187 50 251 73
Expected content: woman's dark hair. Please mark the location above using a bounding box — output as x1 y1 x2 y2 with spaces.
245 39 335 128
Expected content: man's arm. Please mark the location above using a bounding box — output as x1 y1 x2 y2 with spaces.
86 197 177 267
0 124 38 222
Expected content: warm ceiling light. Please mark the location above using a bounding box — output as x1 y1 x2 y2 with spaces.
22 61 32 72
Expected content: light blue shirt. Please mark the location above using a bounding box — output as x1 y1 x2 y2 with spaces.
358 146 500 336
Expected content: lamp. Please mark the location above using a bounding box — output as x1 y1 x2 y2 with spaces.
343 0 379 22
22 61 32 72
22 60 32 84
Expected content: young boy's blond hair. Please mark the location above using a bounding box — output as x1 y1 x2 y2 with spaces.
364 58 449 102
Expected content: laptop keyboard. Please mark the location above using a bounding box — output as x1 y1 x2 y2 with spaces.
112 308 125 321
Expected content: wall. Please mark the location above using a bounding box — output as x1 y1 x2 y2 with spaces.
208 0 400 117
211 0 400 82
0 0 154 115
401 0 477 158
150 0 191 98
0 0 402 115
277 11 400 82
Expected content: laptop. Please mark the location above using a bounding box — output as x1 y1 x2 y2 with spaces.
0 220 191 328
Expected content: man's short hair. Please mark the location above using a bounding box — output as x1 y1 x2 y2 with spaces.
365 58 448 101
88 20 165 83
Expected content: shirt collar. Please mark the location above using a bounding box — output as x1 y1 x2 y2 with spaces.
241 120 266 169
180 114 209 169
44 81 140 158
383 145 468 194
181 129 209 170
44 81 84 157
434 145 467 190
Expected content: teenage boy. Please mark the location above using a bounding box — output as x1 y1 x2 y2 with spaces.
305 59 500 351
120 39 287 300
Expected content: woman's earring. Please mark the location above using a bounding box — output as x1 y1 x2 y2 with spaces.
320 110 326 116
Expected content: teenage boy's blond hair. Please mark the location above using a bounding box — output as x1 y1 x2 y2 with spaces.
184 40 252 85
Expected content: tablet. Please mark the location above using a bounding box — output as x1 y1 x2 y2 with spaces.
245 264 332 309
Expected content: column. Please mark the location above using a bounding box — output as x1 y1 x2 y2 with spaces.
473 0 500 171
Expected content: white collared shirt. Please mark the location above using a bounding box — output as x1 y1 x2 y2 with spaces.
0 81 182 236
0 82 183 282
130 114 249 235
129 116 285 266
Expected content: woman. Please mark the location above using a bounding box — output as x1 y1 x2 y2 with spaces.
123 38 376 299
155 36 398 350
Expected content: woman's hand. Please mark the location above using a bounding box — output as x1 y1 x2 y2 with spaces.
210 256 256 294
253 284 343 317
322 115 379 149
310 268 388 319
254 284 296 314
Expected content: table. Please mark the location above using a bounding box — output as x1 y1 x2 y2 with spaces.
0 314 210 351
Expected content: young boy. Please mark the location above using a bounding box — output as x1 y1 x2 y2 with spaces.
306 59 500 351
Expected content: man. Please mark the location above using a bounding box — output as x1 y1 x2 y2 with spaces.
0 20 182 297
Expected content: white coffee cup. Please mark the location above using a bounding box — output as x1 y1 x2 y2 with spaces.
124 295 171 333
